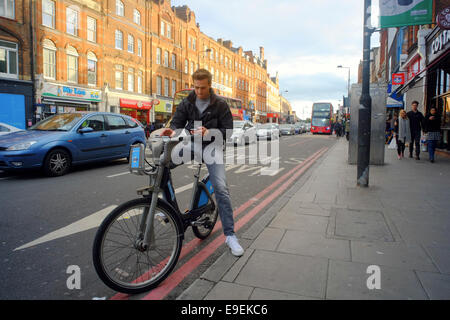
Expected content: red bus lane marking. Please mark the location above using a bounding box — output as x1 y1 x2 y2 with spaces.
141 147 328 300
110 147 327 300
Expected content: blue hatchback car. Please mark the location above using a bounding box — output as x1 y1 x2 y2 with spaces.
0 112 146 176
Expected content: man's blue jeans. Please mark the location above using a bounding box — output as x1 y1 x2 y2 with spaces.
427 139 437 161
205 161 235 236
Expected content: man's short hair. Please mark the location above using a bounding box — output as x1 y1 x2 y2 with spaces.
411 100 419 106
192 69 212 85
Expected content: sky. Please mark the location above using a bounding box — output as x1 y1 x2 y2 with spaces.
170 0 381 119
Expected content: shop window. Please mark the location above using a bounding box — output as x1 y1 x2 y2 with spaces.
0 0 14 19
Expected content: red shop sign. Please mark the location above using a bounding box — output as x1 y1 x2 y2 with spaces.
392 73 405 85
120 98 152 110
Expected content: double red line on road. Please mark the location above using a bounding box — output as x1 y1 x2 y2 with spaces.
111 146 328 300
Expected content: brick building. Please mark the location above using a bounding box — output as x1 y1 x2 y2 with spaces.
0 0 34 129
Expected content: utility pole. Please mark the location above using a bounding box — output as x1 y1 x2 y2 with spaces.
357 0 374 187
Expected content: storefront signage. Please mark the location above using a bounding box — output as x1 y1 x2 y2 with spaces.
212 82 232 94
437 6 450 30
154 99 173 113
379 0 433 28
431 30 450 54
42 83 102 102
120 98 152 110
392 73 405 85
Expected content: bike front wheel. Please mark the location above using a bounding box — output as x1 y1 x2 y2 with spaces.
92 198 183 294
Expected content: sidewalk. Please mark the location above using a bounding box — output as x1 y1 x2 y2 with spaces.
177 138 450 300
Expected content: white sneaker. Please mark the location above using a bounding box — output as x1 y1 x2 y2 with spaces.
225 235 244 257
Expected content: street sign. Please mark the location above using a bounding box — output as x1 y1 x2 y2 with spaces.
392 73 405 85
379 0 432 28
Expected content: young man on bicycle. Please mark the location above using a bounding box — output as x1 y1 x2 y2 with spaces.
160 69 244 257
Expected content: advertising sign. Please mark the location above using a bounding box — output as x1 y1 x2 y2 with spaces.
42 83 102 102
379 0 432 28
437 6 450 30
392 73 405 85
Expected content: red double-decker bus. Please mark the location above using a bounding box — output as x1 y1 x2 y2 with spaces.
310 102 333 135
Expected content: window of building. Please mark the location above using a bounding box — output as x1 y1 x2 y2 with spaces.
87 52 97 86
163 50 169 67
216 51 218 63
128 68 134 92
133 9 140 25
164 78 169 96
184 59 188 74
171 53 176 69
211 67 215 81
167 24 172 39
115 30 123 50
156 76 162 95
43 39 56 80
87 16 96 43
0 0 14 19
66 45 78 83
156 48 161 65
137 39 142 57
161 20 165 36
137 70 143 93
128 34 134 53
0 40 17 79
193 38 196 51
116 0 124 16
210 48 214 60
66 7 78 36
42 0 55 28
115 64 123 90
188 37 192 49
191 61 194 75
172 79 176 97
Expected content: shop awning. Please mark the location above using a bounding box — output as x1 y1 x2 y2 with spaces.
42 97 91 106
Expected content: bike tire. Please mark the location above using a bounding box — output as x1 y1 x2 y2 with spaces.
192 194 219 240
92 198 183 294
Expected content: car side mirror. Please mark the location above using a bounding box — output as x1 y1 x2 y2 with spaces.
79 127 94 134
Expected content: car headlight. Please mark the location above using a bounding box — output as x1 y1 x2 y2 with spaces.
6 141 37 151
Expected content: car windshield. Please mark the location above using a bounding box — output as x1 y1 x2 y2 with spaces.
30 113 84 131
233 121 245 128
312 118 330 126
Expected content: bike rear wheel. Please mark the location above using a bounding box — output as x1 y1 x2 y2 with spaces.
92 198 183 294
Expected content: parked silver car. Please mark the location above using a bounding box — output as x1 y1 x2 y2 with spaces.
256 123 280 140
279 124 295 135
229 120 257 145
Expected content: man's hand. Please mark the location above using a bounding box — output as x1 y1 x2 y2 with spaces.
160 128 176 137
190 126 209 137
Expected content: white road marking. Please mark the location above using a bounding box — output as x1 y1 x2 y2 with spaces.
107 171 129 178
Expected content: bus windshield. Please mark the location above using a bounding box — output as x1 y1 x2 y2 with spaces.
312 118 330 127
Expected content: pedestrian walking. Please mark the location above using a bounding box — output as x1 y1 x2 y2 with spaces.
424 107 441 163
406 101 425 160
334 121 342 138
396 110 411 160
345 119 350 141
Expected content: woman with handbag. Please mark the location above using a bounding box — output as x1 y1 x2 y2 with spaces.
424 107 441 163
396 110 411 160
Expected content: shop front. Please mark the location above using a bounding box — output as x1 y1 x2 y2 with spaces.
153 97 173 127
254 111 267 123
119 98 152 126
266 113 279 123
229 107 243 120
39 83 102 120
425 26 450 150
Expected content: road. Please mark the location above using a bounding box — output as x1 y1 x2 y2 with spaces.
0 133 336 300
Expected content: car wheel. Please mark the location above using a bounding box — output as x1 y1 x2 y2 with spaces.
43 148 71 177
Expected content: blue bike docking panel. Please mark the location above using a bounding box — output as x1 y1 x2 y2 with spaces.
198 178 214 207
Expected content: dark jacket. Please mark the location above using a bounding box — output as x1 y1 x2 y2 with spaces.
406 110 424 134
424 114 441 133
169 89 233 145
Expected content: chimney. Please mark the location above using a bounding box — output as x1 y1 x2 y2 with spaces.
223 40 233 49
260 47 264 61
217 38 223 45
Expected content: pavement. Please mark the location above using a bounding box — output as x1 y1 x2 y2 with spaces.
176 138 450 300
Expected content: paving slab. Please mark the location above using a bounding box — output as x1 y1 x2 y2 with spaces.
250 227 285 251
424 246 450 274
351 241 438 272
269 212 329 234
326 260 428 300
277 230 351 261
234 250 328 299
204 281 254 300
416 271 450 299
249 288 320 300
176 279 215 300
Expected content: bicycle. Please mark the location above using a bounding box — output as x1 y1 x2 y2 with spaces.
92 133 218 294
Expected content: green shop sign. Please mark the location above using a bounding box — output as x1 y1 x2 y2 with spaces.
379 0 432 28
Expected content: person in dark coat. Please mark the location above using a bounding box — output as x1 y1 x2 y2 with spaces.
424 107 441 163
406 101 425 160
